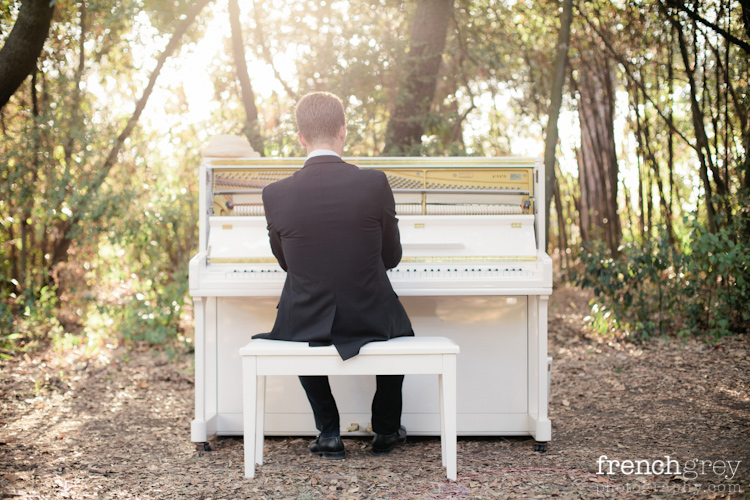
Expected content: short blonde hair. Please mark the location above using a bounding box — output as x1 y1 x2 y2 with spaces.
295 92 346 143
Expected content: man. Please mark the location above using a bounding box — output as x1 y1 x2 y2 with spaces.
253 92 414 459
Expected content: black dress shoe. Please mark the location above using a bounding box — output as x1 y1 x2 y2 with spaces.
309 435 345 460
372 425 407 455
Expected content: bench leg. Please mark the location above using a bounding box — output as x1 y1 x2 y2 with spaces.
442 355 458 481
255 375 266 466
242 356 258 478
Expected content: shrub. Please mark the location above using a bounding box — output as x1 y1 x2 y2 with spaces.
578 211 750 340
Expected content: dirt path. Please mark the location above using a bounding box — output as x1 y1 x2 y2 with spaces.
1 286 748 499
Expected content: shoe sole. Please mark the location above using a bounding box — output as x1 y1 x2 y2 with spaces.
371 437 407 455
311 450 346 460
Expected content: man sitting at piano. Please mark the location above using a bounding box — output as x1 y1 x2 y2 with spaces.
253 91 414 459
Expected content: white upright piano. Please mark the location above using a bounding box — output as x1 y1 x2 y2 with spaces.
189 156 553 449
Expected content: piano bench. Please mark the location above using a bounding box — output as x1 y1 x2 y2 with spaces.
239 336 460 480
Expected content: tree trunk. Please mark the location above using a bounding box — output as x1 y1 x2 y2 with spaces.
637 146 646 241
573 51 622 256
633 83 675 244
229 0 264 154
662 3 729 231
543 0 573 253
668 29 675 217
0 0 56 109
383 0 453 155
63 0 87 171
553 164 568 270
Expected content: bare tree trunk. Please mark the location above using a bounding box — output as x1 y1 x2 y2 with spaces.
553 167 568 270
646 165 653 240
229 0 264 154
637 145 646 241
0 0 56 109
383 0 453 155
623 176 637 242
572 50 622 255
668 28 675 217
543 0 573 253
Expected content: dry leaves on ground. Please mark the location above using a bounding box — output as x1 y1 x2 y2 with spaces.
0 286 748 499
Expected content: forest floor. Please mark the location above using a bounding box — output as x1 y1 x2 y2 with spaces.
0 286 748 500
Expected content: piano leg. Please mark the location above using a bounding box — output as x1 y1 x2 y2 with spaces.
527 295 552 444
191 297 218 445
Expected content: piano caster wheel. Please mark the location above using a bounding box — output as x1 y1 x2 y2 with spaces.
534 442 548 453
195 442 211 452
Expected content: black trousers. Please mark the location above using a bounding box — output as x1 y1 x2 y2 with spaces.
298 375 405 435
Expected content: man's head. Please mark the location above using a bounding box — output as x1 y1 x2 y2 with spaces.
295 92 346 152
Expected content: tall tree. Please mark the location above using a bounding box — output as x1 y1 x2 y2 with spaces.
228 0 264 154
383 0 453 155
543 0 573 252
572 47 622 255
0 0 56 109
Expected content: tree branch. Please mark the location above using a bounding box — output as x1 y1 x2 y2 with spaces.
68 0 213 230
252 0 297 100
666 0 750 55
0 0 56 109
576 5 697 154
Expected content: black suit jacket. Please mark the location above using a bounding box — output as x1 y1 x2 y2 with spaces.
252 155 414 360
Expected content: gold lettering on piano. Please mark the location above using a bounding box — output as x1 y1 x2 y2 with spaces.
511 223 522 228
414 223 425 229
222 224 233 230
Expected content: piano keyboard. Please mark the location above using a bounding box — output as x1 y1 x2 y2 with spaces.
210 263 544 285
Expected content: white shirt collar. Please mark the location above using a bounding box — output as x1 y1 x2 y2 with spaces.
306 149 341 159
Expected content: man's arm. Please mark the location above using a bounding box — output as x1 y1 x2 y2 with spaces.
268 224 288 271
263 188 288 271
380 173 402 270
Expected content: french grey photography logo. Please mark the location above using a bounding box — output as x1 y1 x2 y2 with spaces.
597 455 741 480
594 455 744 495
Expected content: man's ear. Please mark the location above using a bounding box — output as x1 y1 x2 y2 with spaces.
297 132 308 148
339 125 346 141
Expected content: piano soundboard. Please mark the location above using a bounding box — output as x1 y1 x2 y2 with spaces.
190 156 552 445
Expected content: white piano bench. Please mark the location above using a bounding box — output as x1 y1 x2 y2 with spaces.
239 336 460 480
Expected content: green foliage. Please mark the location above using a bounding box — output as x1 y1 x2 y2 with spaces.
97 278 186 346
578 202 750 340
0 285 63 359
89 130 199 347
